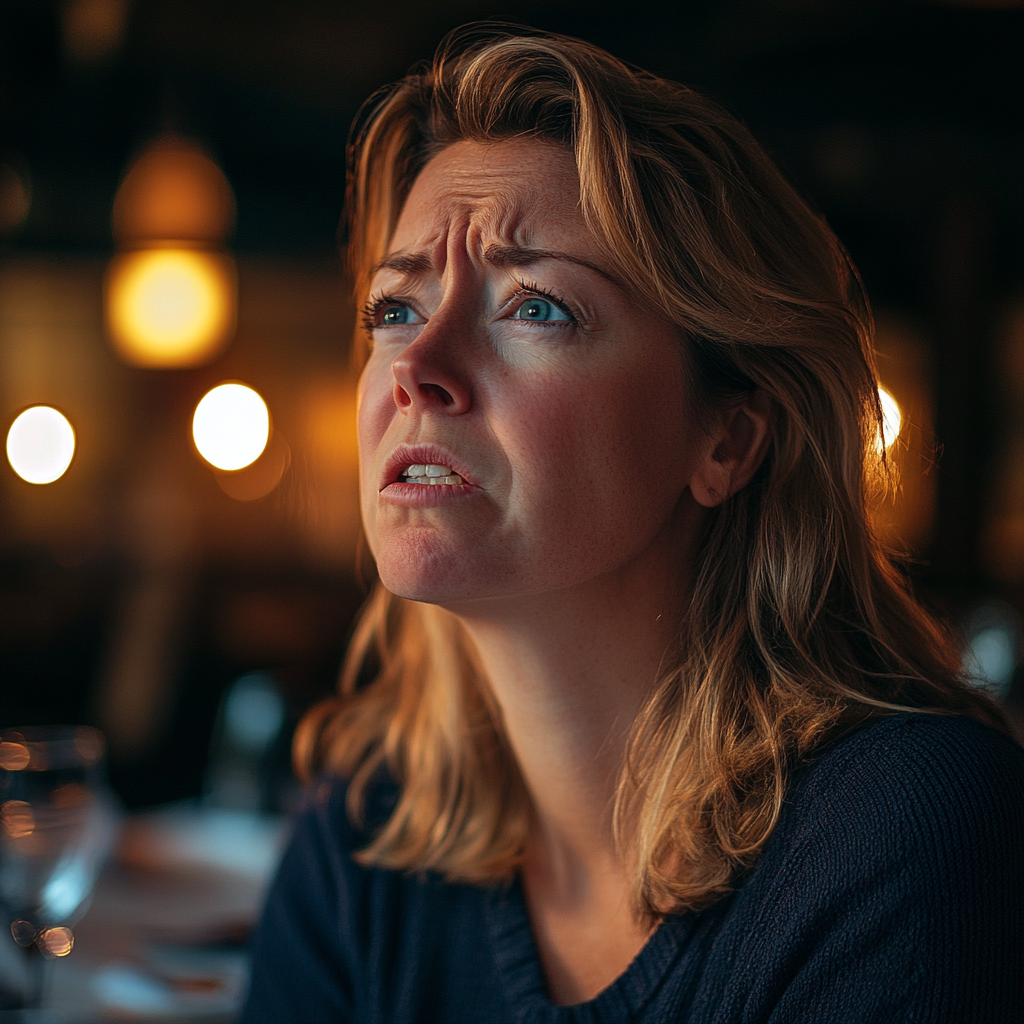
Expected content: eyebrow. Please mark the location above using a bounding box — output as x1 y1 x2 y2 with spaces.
370 244 619 286
371 251 434 277
483 244 620 285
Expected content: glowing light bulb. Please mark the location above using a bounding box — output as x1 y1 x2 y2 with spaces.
192 383 270 471
878 386 901 451
6 406 76 484
106 248 235 368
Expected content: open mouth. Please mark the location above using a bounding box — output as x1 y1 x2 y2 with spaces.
398 463 464 486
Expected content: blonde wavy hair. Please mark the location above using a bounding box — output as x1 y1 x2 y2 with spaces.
295 24 1007 918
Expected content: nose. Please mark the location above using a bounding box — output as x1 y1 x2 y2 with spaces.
391 311 473 415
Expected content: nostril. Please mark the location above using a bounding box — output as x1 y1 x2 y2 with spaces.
420 383 455 406
394 382 412 408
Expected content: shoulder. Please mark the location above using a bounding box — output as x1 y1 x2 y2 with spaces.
790 712 1024 840
709 715 1024 1022
298 769 400 852
768 712 1024 889
240 772 400 1022
255 770 396 900
722 714 1024 1022
811 709 1024 777
804 709 1024 787
243 771 510 1023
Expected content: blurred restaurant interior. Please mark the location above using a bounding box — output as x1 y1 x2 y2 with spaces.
0 0 1022 1016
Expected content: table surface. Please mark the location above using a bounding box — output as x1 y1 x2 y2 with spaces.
1 803 288 1024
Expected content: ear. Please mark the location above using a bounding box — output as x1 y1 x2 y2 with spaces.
689 390 773 508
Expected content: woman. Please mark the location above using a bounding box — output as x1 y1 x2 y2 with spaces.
242 24 1023 1022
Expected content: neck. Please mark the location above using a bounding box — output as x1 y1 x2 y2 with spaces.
444 511 701 1004
451 543 684 873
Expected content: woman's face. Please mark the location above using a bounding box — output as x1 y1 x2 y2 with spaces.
357 138 706 610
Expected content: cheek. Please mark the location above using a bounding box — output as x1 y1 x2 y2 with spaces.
487 371 580 498
612 369 692 478
534 356 687 470
356 361 392 461
356 360 395 545
496 355 691 533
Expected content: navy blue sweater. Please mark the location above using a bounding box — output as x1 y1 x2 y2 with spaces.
241 714 1024 1022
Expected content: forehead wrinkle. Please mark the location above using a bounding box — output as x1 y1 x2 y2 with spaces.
377 162 593 286
375 193 533 285
371 216 451 282
433 187 533 263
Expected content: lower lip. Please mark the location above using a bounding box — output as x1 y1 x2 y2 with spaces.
380 481 479 505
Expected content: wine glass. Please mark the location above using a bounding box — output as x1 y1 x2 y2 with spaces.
0 726 117 1010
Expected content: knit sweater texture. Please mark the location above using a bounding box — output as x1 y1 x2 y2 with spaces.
241 713 1024 1022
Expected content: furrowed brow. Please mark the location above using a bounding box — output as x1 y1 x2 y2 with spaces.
482 244 619 285
370 251 434 278
370 245 621 286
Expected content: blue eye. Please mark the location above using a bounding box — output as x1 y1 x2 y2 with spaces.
381 304 414 326
512 298 571 322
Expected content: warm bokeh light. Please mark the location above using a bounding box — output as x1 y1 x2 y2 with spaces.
193 383 270 471
106 135 237 368
62 0 130 64
1 800 35 839
37 926 74 958
0 742 30 771
878 386 902 451
112 136 235 245
216 433 291 501
6 406 76 484
106 248 236 368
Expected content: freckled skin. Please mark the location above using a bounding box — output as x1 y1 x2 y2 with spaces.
357 139 705 611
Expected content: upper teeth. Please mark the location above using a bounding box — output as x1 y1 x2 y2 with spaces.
401 463 463 485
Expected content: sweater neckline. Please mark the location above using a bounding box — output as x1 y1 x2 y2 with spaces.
484 874 697 1023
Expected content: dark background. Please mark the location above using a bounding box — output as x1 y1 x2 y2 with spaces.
2 0 1022 808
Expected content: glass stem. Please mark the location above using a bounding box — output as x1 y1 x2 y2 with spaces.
22 942 47 1009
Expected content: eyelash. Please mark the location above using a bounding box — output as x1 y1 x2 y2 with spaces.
360 293 402 334
507 280 578 324
360 281 579 335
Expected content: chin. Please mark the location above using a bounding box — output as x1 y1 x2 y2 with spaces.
374 534 482 605
378 544 543 611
